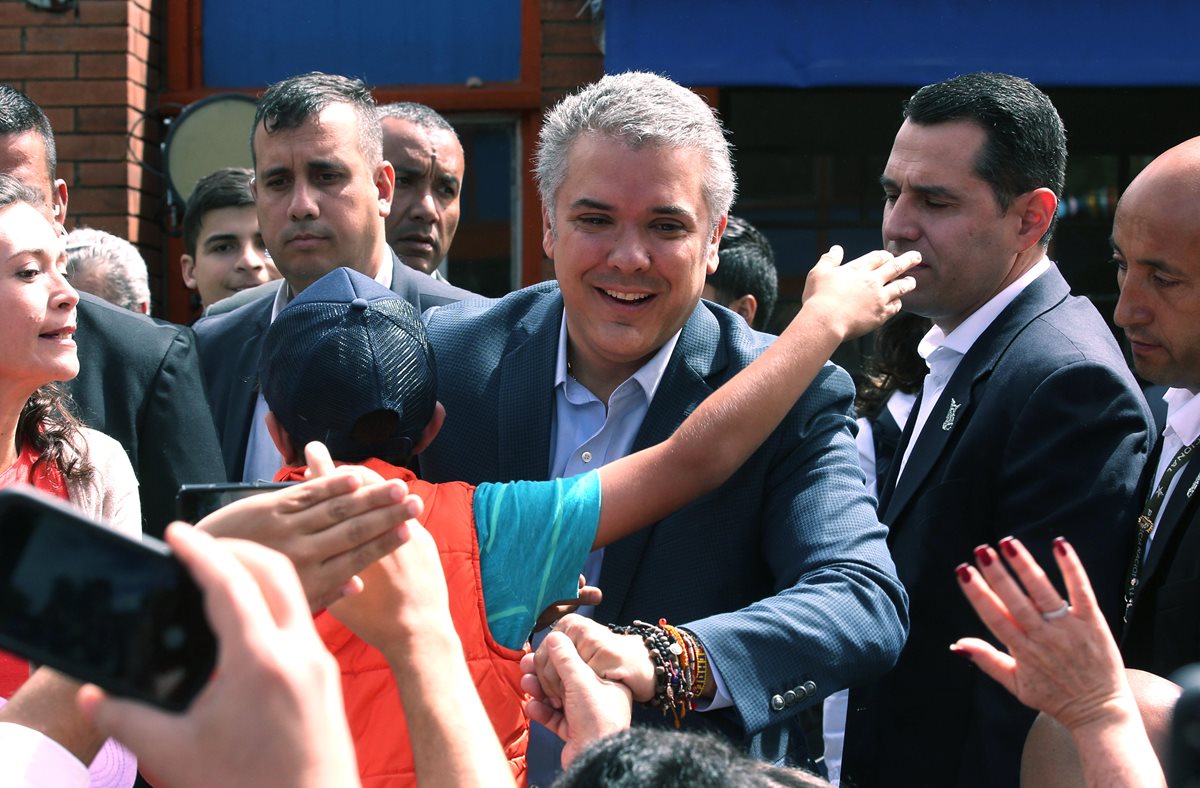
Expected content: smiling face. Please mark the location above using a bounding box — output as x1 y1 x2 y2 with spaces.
544 135 724 393
381 117 463 274
252 103 395 294
881 120 1038 333
0 201 78 402
180 205 278 307
1112 143 1200 392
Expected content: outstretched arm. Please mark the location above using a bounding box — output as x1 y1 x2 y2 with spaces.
594 246 918 547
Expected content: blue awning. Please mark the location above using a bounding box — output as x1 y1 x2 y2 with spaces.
605 1 1200 87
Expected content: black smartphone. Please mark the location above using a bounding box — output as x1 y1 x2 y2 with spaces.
0 487 217 712
176 481 295 523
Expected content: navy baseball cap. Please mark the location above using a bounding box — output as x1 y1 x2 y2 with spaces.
258 267 437 463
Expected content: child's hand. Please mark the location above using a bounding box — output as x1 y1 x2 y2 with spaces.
328 518 451 662
800 246 920 341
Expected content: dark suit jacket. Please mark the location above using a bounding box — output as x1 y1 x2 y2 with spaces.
193 256 474 480
420 283 909 764
66 293 226 538
1122 437 1200 677
841 266 1153 788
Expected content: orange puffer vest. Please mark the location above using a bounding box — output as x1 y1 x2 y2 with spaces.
279 461 529 787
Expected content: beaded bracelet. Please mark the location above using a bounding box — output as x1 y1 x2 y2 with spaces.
680 626 710 699
607 619 691 727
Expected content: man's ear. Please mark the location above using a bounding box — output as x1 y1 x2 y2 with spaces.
412 402 446 456
706 214 728 275
179 254 197 290
52 178 68 226
728 293 758 328
265 411 302 466
375 160 396 218
541 203 555 261
1015 188 1057 250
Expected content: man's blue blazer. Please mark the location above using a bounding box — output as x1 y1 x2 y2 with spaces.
421 282 910 764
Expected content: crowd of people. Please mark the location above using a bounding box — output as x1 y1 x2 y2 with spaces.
0 61 1195 788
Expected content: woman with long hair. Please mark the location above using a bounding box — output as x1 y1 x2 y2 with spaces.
0 173 139 787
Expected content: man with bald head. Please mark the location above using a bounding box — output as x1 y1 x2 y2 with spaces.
1117 137 1200 679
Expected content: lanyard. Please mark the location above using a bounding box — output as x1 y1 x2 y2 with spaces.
1124 435 1200 624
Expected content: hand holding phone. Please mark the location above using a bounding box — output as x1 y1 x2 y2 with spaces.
0 488 216 712
77 524 361 788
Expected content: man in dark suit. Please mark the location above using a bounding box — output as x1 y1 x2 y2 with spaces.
1117 137 1200 679
194 73 471 482
839 73 1153 787
420 71 908 779
0 83 225 537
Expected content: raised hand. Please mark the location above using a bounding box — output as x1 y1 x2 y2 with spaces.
78 524 360 788
800 246 920 342
196 442 421 610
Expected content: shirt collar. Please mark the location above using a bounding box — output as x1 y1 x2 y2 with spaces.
269 254 394 323
553 313 682 402
1164 387 1200 446
919 256 1052 362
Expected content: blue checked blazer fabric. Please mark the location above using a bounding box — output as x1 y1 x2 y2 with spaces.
421 282 909 764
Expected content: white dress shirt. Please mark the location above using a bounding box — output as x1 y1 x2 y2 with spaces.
241 256 395 482
897 257 1052 479
1144 387 1200 555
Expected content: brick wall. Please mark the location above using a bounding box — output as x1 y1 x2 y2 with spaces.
541 0 603 110
0 0 165 303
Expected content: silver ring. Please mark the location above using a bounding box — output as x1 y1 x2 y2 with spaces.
1040 602 1071 621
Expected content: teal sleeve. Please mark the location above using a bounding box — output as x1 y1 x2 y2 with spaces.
474 471 601 650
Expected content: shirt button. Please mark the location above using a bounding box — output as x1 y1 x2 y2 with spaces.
581 451 592 463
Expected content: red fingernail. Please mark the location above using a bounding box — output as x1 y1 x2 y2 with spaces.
1054 537 1067 556
956 563 971 583
999 537 1017 558
973 545 993 567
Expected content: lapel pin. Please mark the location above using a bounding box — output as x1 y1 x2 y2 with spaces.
941 398 961 432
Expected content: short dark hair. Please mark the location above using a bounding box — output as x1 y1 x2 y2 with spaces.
903 72 1066 245
182 167 256 256
0 171 49 213
0 83 57 182
706 215 778 330
377 101 459 141
251 72 382 167
556 728 824 788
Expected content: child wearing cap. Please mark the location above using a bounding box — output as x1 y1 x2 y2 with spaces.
257 251 916 786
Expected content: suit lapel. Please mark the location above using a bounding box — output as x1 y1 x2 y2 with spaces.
596 304 720 621
875 391 920 515
881 267 1072 527
497 292 563 482
881 369 980 525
